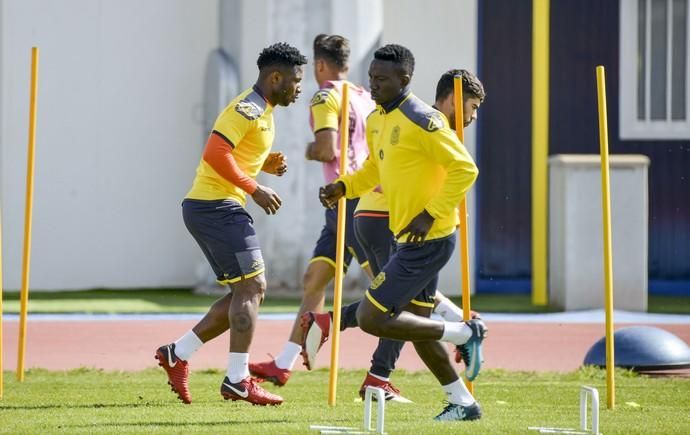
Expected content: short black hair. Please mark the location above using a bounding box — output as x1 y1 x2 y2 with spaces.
313 34 350 70
435 69 486 102
257 42 307 71
373 44 415 76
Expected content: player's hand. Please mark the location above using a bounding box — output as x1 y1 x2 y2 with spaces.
396 209 435 244
251 185 282 215
319 181 345 209
262 152 288 176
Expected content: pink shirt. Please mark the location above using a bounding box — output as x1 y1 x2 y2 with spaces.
309 80 376 184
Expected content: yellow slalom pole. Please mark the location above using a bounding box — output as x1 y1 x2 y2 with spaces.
0 208 4 398
596 65 615 410
531 0 550 306
328 82 350 406
453 76 473 394
17 47 40 382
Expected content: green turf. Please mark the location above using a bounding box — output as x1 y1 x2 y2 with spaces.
0 367 687 434
2 288 689 314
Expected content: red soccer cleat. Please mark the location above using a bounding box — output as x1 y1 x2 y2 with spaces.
155 343 191 404
454 310 481 364
220 376 284 406
359 373 412 403
248 359 291 386
299 311 331 370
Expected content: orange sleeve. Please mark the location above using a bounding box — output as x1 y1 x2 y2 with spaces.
202 132 258 194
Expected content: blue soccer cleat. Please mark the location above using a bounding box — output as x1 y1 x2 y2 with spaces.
458 318 488 381
434 401 482 421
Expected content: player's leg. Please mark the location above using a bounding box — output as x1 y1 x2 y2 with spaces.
249 208 335 384
402 283 480 421
251 201 359 383
355 235 487 381
411 336 481 421
353 213 407 401
156 199 231 404
219 272 283 405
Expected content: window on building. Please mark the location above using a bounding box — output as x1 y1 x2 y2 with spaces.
620 0 690 139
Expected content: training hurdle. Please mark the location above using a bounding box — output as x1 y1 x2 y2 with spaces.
528 385 600 435
310 386 386 434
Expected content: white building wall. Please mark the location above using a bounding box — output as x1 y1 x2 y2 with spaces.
383 0 479 296
0 0 218 289
0 0 478 292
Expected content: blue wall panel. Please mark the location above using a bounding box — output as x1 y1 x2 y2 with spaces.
478 0 690 293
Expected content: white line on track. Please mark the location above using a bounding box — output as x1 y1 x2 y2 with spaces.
2 309 689 324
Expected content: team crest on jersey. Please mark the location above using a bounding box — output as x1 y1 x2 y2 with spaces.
235 100 263 120
310 90 330 106
390 126 400 145
426 112 445 131
370 272 386 290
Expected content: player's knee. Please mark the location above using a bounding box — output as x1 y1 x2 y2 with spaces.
233 274 266 299
302 263 331 295
251 274 267 297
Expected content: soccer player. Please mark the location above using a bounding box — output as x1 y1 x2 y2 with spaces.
249 34 375 386
306 45 487 421
154 43 307 406
318 68 486 400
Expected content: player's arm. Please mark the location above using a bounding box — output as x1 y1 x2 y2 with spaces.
208 111 282 214
306 88 339 162
319 157 380 208
423 128 479 220
305 129 337 162
203 132 257 194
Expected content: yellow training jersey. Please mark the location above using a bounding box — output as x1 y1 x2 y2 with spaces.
186 86 274 205
354 190 389 214
310 85 340 132
338 92 478 242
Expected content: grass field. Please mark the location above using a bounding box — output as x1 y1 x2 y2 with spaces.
0 367 688 434
3 288 690 314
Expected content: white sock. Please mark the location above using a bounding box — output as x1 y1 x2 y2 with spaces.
274 341 301 370
440 322 472 345
368 372 389 382
227 352 250 383
442 378 475 406
434 297 463 322
173 331 203 361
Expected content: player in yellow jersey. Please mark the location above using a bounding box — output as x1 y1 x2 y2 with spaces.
155 43 306 406
347 68 486 397
250 34 375 386
306 45 487 421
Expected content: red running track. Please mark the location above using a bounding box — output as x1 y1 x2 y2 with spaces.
2 319 688 372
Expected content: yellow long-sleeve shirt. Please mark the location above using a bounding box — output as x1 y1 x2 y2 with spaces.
338 92 478 242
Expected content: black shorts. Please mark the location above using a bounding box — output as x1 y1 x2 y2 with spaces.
353 212 393 276
311 198 368 270
365 234 456 315
182 199 264 284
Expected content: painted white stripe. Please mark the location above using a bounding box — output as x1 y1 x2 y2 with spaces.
2 310 689 324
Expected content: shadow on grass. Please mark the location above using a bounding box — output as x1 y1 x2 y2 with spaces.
0 402 168 411
65 419 288 429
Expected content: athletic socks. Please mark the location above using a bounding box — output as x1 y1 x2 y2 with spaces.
440 321 473 345
435 297 463 322
227 352 250 383
173 330 204 361
442 378 476 406
274 341 302 370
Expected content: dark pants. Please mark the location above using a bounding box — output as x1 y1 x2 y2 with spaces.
341 214 402 379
